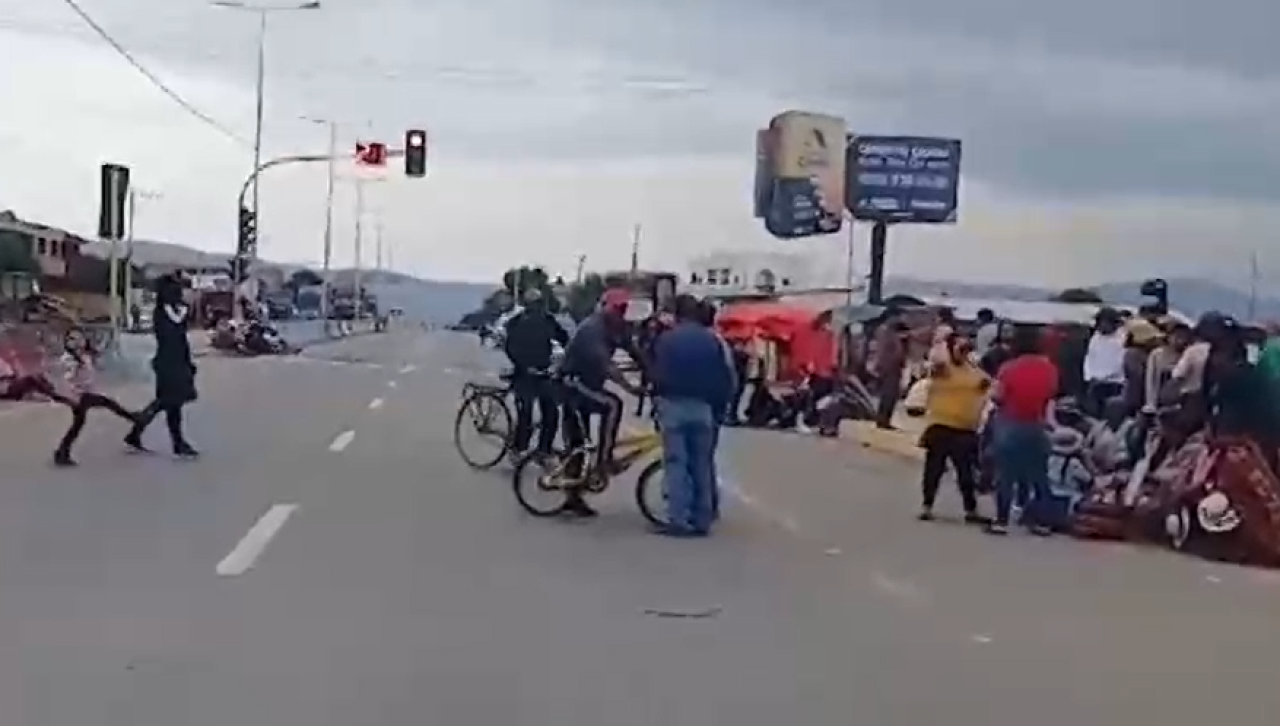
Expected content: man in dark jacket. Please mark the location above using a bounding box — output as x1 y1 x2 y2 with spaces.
558 288 646 515
651 294 736 536
502 290 569 458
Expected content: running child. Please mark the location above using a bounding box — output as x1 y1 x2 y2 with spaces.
53 329 138 467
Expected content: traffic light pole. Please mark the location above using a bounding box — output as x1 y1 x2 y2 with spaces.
233 149 405 323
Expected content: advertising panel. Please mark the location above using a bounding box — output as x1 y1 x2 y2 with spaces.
761 111 846 239
845 135 961 224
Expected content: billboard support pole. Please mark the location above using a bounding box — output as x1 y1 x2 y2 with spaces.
866 221 888 305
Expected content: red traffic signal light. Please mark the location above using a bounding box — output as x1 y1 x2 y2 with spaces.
355 141 387 167
405 129 427 177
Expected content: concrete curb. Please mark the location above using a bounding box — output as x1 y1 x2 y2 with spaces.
842 420 927 463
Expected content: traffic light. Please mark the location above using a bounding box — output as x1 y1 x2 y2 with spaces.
237 206 257 257
405 129 427 177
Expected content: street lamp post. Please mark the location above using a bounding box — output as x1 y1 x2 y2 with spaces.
122 189 162 332
302 116 338 328
211 0 320 285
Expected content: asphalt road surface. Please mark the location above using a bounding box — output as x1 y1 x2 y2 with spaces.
2 328 1278 725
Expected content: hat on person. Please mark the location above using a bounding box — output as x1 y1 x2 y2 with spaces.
1095 306 1122 323
1125 318 1163 346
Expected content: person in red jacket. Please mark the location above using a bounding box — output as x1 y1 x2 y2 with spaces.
988 324 1059 536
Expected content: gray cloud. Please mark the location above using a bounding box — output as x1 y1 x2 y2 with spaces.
8 0 1279 204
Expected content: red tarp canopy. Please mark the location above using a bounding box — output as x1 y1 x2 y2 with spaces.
716 302 837 378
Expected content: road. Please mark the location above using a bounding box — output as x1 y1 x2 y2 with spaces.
1 327 1278 725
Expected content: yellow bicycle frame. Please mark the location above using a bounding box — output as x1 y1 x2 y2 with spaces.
610 426 663 474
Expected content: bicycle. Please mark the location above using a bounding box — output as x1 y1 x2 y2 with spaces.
453 371 517 470
453 369 551 470
511 413 669 526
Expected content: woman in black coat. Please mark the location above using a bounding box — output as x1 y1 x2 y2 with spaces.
125 273 199 457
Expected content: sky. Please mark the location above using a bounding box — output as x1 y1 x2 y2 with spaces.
0 0 1277 289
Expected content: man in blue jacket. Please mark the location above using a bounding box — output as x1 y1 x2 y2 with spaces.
651 294 736 536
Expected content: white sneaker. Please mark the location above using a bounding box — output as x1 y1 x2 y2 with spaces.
795 421 814 435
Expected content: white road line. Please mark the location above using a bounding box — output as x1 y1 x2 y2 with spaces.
398 364 417 374
368 397 384 410
216 504 298 576
328 430 356 452
970 634 994 644
387 380 398 388
871 571 931 607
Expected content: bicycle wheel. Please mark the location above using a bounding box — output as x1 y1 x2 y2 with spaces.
634 459 670 528
512 451 571 517
453 390 513 470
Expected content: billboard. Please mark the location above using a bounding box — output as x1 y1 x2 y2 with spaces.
845 135 961 224
760 111 847 239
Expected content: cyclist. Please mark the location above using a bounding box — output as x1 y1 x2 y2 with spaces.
502 289 569 460
558 287 646 516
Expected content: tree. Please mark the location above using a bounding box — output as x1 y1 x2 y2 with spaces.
499 265 561 314
0 229 39 275
565 272 605 322
1052 287 1104 304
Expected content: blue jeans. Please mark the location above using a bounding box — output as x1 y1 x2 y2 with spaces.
993 420 1050 526
656 397 718 532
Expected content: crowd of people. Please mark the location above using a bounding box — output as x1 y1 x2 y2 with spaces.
913 306 1280 567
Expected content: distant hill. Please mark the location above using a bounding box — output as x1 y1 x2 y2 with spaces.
81 239 492 323
80 240 1278 323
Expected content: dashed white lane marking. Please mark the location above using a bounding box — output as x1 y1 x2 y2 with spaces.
824 547 843 556
328 429 356 452
216 504 298 576
368 397 384 410
387 380 398 389
398 364 417 374
970 634 994 644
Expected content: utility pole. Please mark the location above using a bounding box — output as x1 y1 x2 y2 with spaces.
575 254 587 284
1248 250 1260 321
375 219 384 273
629 223 641 278
353 178 364 320
320 119 337 325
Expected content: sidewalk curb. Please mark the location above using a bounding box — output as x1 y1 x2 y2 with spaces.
844 421 926 463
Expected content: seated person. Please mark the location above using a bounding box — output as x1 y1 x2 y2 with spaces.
815 372 878 436
1083 396 1136 474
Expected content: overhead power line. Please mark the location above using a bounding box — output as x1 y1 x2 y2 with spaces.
57 0 251 147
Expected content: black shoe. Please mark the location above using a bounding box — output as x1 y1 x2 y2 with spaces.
963 512 992 526
174 444 200 460
563 496 597 518
124 432 150 454
53 452 77 468
917 509 935 522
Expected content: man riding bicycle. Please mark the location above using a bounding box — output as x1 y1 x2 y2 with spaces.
557 288 647 517
502 289 569 460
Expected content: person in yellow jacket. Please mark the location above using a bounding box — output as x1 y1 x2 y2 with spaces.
918 333 991 524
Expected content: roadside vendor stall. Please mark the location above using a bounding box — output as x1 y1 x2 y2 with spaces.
716 301 836 383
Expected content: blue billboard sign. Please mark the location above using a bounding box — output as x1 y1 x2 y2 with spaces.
757 111 847 239
846 136 961 224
